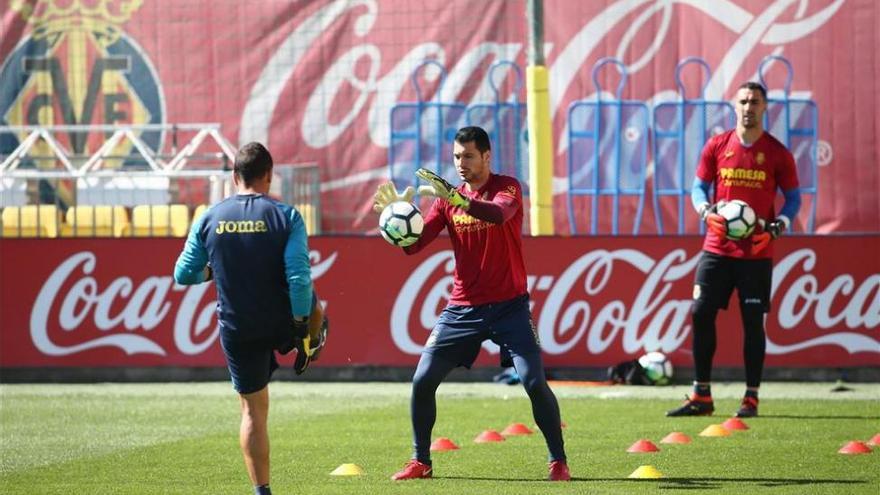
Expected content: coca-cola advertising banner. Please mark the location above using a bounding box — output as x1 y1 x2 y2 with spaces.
1 237 878 369
1 1 878 233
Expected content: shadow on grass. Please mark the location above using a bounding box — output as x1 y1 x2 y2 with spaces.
438 476 870 488
756 414 880 420
654 477 869 490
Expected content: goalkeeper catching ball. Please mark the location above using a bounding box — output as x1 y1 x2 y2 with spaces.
373 126 570 482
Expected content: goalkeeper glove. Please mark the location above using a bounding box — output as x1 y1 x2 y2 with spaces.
764 218 786 239
752 218 786 254
697 201 727 238
295 308 330 375
293 334 312 375
415 168 471 209
291 317 317 375
277 317 309 356
373 182 415 214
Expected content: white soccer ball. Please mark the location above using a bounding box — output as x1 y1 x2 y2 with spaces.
379 201 424 247
718 199 757 240
638 351 673 386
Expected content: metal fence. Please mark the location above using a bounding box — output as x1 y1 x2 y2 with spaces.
0 124 321 237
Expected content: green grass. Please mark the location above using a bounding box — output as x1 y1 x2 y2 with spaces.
1 382 878 494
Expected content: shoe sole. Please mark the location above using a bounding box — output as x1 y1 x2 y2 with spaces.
666 409 714 417
391 472 432 481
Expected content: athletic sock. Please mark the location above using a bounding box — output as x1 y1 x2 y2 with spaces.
254 484 271 495
744 388 759 401
693 382 712 399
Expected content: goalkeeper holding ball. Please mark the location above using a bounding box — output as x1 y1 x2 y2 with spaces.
174 142 326 495
667 82 801 418
374 126 570 481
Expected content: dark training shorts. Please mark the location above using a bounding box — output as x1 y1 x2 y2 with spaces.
423 294 540 368
221 332 281 394
693 251 772 313
221 293 319 394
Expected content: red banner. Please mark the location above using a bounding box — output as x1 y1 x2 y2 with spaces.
1 1 878 234
1 236 878 369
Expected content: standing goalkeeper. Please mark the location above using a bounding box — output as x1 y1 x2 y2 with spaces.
174 142 326 495
667 82 800 418
374 126 569 482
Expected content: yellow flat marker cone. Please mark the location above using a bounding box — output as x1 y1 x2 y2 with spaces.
699 424 732 437
628 465 664 479
330 463 365 476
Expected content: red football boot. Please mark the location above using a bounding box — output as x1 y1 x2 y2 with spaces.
548 460 571 481
735 396 759 417
391 460 433 481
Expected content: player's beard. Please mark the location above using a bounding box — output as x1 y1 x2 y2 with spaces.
741 113 758 128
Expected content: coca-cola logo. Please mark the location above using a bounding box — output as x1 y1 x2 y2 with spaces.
769 248 880 354
390 247 880 357
29 250 338 357
234 0 850 232
242 0 844 153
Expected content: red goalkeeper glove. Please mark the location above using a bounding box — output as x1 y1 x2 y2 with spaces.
752 218 785 254
698 201 728 238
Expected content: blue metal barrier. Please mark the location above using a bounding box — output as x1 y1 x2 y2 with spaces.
652 57 735 234
758 55 818 233
388 60 466 193
465 61 528 193
567 58 649 235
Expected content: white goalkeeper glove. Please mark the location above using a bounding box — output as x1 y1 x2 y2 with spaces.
372 182 415 214
415 168 470 209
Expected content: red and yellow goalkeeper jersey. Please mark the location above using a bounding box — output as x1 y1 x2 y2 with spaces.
696 130 799 259
405 174 527 306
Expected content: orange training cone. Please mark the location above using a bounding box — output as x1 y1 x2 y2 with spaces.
699 424 732 437
660 432 692 444
430 437 459 451
474 429 505 443
502 423 534 436
722 418 749 431
867 434 880 446
627 439 660 453
838 441 872 454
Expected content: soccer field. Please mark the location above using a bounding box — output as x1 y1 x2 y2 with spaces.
1 382 878 494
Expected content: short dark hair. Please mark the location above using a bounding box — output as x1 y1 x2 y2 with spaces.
738 81 767 101
234 142 273 185
454 126 491 153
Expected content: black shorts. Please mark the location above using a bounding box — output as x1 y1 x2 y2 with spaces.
693 251 772 312
423 294 541 369
220 293 319 394
221 333 280 394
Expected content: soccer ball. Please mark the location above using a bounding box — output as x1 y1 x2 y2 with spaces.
717 199 757 240
379 201 424 247
638 352 673 386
